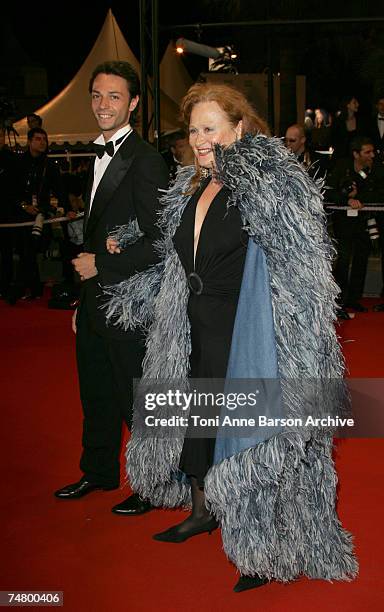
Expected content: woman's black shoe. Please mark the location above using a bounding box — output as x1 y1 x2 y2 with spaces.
337 308 353 320
233 575 268 592
153 516 218 543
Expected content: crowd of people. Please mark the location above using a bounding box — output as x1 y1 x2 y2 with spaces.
285 93 384 316
2 94 384 313
2 92 384 313
0 122 92 305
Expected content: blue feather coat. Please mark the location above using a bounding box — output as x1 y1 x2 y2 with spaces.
104 134 358 581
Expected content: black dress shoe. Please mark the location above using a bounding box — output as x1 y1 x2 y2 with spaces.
54 477 118 499
337 308 353 320
344 302 368 312
153 516 219 543
233 575 269 592
111 493 154 515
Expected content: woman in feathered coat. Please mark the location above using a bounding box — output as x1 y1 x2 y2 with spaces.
105 83 358 592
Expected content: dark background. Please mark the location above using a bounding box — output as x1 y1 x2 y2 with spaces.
3 0 384 121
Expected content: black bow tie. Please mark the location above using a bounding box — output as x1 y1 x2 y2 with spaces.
94 140 115 159
378 116 384 121
93 132 130 159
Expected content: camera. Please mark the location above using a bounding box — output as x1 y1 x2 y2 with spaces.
340 179 355 197
340 167 370 198
367 217 380 240
31 212 45 239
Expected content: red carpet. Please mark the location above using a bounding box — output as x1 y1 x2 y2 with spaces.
1 295 383 611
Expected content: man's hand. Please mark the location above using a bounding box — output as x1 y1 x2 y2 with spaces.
348 198 363 210
72 308 77 334
72 252 98 280
23 204 39 216
67 211 78 220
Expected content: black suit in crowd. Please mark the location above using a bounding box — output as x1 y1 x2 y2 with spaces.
330 116 364 161
0 146 18 296
366 115 384 158
326 158 384 305
76 130 169 487
9 151 69 299
161 149 181 184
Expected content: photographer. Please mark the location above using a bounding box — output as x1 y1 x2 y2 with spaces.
9 128 68 303
0 127 18 299
326 136 384 311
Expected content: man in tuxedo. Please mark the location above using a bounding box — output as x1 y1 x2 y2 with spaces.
54 61 169 515
367 94 384 160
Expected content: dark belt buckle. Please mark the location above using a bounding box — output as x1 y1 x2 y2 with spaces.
188 272 203 295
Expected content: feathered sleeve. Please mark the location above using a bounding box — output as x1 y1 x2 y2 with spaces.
102 256 165 331
102 166 195 331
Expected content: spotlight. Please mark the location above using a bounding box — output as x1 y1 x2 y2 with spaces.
174 38 239 75
175 38 221 59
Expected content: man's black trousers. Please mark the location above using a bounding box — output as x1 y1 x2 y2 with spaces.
333 214 371 305
76 305 145 487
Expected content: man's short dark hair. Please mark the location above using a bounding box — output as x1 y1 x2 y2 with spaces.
27 113 42 127
27 127 48 141
89 61 141 124
168 130 187 147
350 136 374 154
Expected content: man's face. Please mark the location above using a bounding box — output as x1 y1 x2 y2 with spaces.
285 127 305 155
347 97 359 113
29 132 48 156
91 73 139 140
171 138 189 162
355 144 375 169
376 98 384 116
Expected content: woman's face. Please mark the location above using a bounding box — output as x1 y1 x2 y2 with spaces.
315 109 324 125
188 101 241 168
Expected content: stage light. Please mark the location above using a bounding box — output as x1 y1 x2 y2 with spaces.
175 38 221 60
175 38 239 74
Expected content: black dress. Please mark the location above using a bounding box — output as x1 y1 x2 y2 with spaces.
173 180 248 486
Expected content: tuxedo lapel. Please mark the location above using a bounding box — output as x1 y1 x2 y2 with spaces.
84 132 139 240
84 158 95 230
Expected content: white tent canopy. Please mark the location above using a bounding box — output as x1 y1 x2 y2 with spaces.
13 10 190 145
160 42 193 107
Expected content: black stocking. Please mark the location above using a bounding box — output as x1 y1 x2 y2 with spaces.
172 476 213 534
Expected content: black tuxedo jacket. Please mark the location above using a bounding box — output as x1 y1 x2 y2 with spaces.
366 116 384 153
81 130 169 339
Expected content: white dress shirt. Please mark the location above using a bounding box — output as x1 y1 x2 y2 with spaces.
378 114 384 139
89 124 133 213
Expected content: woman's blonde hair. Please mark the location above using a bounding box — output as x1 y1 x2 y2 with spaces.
180 82 270 192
